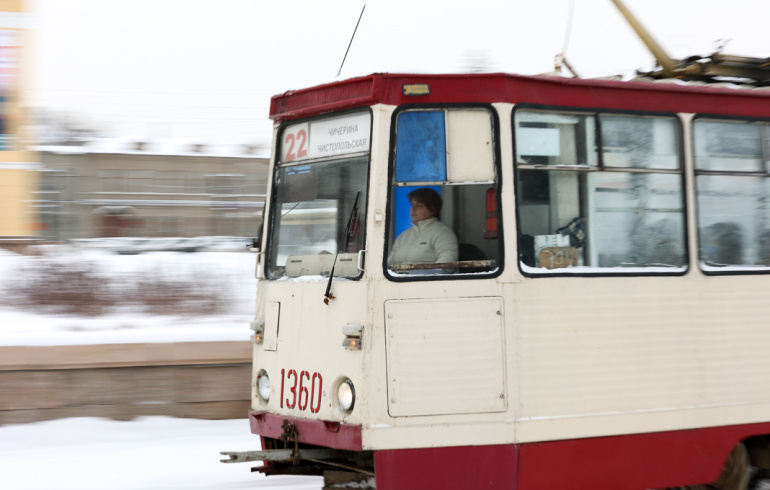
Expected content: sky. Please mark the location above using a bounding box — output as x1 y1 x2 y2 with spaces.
24 0 770 145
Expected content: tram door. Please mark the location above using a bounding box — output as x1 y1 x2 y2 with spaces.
383 107 507 418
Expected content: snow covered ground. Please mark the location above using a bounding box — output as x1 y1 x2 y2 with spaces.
0 246 257 346
0 417 323 490
0 245 324 488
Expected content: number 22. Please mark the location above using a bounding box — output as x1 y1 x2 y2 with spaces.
284 129 308 161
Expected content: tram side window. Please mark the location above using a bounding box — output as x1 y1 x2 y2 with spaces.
514 109 686 273
694 119 770 270
386 108 500 279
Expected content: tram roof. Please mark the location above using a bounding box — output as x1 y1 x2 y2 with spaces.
269 72 770 122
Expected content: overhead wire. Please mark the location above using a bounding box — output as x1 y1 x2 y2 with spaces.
556 0 580 78
561 0 575 56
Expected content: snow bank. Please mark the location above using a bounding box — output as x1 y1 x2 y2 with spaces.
0 247 258 346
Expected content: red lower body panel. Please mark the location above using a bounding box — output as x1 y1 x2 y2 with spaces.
248 410 362 451
375 444 519 490
248 410 770 490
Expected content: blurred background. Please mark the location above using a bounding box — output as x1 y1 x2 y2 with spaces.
5 0 769 248
4 1 277 248
1 1 769 488
2 0 770 427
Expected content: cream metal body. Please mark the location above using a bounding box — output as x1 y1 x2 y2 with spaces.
248 101 770 455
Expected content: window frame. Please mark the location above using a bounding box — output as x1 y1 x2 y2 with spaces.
693 113 770 275
384 104 504 282
265 108 373 281
512 103 689 278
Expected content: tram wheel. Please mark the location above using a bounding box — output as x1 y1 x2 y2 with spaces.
749 469 770 490
673 443 750 490
747 435 770 490
323 470 375 489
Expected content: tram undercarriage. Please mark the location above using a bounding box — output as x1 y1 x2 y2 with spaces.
222 433 375 489
222 427 770 490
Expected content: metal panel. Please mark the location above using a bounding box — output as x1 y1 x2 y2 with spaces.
263 301 280 351
385 297 506 417
513 275 770 443
447 110 495 182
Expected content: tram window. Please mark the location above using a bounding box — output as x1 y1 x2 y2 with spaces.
694 119 770 270
514 109 686 274
394 111 447 182
266 110 372 280
600 115 679 170
694 120 764 172
386 107 500 279
267 157 369 279
516 111 596 167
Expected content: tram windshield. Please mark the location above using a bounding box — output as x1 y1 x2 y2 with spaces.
267 111 370 279
267 157 368 279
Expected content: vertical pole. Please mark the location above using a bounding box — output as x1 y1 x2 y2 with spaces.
610 0 677 77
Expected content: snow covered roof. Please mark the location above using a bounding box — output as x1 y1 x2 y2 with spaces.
34 138 272 159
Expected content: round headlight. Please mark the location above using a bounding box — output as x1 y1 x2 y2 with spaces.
257 373 270 401
337 379 355 411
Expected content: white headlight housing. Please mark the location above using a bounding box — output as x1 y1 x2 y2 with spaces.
337 378 355 412
257 372 270 401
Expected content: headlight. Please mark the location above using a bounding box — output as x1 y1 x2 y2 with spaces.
257 372 270 401
337 378 355 412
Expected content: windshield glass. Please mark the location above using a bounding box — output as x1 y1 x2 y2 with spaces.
267 156 369 279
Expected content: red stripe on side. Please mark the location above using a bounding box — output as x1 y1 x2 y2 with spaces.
374 444 519 490
372 422 770 489
518 422 770 490
247 410 362 451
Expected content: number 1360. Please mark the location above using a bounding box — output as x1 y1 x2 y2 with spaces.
280 368 323 413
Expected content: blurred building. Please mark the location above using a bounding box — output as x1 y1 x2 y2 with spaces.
36 139 269 240
0 1 38 248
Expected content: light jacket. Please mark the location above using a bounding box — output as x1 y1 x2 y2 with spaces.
387 218 459 265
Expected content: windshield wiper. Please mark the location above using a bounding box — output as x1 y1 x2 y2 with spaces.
324 191 360 305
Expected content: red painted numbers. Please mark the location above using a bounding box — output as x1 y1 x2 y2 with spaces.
280 368 322 413
299 371 310 410
310 372 322 413
283 128 308 162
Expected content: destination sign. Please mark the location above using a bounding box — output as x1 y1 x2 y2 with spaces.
280 112 371 163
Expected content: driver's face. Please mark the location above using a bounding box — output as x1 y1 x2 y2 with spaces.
410 200 432 223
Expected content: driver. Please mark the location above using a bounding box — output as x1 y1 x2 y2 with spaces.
387 188 458 266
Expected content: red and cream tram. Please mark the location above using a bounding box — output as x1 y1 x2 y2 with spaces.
222 71 770 489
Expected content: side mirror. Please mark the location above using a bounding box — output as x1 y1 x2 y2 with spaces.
249 223 263 252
